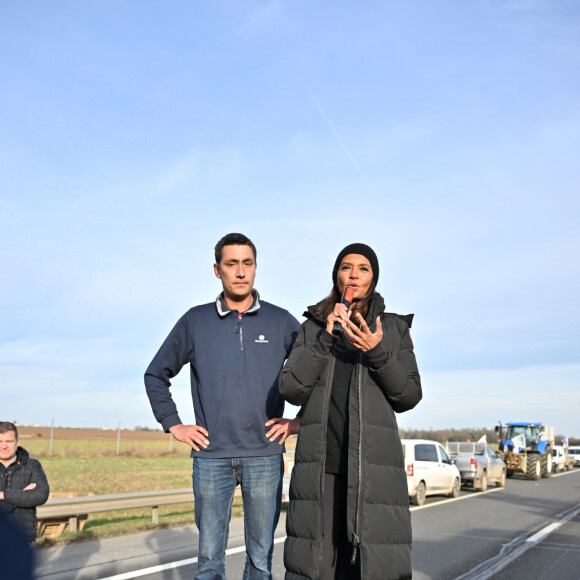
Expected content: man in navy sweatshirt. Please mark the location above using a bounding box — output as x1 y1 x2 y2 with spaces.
145 232 300 580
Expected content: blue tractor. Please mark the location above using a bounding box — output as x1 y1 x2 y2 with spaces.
495 422 554 480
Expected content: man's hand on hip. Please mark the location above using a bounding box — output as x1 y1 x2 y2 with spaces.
265 417 302 444
169 424 210 451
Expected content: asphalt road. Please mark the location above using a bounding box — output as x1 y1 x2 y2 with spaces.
34 469 580 579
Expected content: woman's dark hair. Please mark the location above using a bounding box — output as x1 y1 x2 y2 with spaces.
314 278 377 323
315 243 379 323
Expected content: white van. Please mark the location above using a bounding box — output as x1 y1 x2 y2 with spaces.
567 446 580 466
401 439 461 506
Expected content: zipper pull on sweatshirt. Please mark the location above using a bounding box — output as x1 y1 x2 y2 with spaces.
350 533 359 565
234 312 243 333
235 312 244 352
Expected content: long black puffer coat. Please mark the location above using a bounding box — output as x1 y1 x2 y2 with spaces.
0 447 50 542
279 293 422 579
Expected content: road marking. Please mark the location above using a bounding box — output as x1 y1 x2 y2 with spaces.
99 537 286 579
411 468 579 512
410 485 504 510
525 521 562 543
452 503 580 580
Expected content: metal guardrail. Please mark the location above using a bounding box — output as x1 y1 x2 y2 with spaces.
37 474 291 537
37 488 195 536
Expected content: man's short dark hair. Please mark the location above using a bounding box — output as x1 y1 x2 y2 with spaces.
214 233 257 265
0 422 18 439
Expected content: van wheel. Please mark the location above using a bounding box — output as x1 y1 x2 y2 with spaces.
541 449 552 478
449 478 460 498
411 481 426 506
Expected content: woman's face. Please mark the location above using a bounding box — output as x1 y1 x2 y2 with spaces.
336 253 374 303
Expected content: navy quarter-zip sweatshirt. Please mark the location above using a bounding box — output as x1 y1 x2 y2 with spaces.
145 291 300 458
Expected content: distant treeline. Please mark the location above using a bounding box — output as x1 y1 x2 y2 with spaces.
398 427 580 447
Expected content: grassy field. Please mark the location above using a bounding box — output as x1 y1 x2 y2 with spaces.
39 455 193 496
17 427 296 545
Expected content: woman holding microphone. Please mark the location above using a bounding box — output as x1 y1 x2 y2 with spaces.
279 243 422 580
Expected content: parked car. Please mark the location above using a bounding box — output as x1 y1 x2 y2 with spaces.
447 441 506 490
567 446 580 467
401 439 461 506
552 446 575 472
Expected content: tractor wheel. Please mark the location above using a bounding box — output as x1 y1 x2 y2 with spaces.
541 447 553 478
506 469 514 478
526 454 541 480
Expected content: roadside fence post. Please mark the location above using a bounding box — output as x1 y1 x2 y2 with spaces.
49 418 54 457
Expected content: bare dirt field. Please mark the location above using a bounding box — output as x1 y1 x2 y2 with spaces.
18 426 167 441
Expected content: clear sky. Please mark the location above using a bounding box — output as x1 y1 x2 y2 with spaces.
2 2 579 437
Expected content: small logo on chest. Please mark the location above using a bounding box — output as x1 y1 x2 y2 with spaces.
255 334 269 343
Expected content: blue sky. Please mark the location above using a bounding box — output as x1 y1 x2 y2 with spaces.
2 2 579 437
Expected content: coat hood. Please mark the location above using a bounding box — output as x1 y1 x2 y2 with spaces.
16 447 30 463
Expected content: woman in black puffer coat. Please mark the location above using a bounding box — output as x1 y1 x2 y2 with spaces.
279 243 422 580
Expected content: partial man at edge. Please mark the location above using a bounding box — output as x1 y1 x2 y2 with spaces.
144 232 301 580
0 421 50 544
0 511 34 580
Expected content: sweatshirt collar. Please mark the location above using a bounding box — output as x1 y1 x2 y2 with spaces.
216 290 261 318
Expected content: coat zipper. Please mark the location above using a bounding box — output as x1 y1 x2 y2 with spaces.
318 355 336 577
351 355 364 567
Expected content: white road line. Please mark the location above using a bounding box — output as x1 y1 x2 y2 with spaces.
412 468 579 512
453 503 580 580
100 537 286 580
410 485 504 511
526 521 563 543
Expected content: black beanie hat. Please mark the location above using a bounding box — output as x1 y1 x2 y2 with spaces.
332 243 379 285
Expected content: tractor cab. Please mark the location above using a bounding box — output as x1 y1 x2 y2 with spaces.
496 422 544 452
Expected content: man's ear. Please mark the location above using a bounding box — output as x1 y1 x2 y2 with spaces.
214 263 221 279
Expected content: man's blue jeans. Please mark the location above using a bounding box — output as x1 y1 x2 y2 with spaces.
192 455 284 580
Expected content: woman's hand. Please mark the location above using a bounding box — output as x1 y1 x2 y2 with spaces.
325 302 351 335
265 416 302 444
342 314 383 352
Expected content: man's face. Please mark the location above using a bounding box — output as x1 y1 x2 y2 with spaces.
0 430 19 463
214 244 256 303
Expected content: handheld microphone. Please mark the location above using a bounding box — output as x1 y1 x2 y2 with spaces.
332 286 355 336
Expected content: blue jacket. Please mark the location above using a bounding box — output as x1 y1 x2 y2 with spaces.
145 291 300 458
